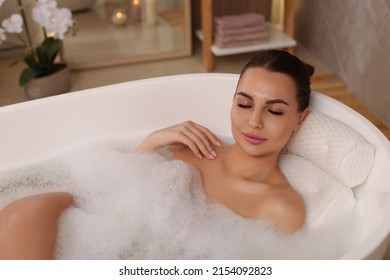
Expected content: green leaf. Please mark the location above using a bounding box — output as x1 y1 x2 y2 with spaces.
19 67 41 86
35 46 48 66
36 45 50 71
45 38 61 63
23 52 40 69
35 38 61 74
19 37 63 85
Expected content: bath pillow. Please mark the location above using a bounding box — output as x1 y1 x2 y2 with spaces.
279 153 356 229
286 110 375 188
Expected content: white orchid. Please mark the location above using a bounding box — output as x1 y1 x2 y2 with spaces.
49 8 73 39
32 3 73 40
37 0 57 8
33 1 73 40
32 0 57 26
0 0 76 86
1 13 23 33
0 0 74 44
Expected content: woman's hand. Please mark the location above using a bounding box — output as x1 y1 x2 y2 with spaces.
134 121 222 160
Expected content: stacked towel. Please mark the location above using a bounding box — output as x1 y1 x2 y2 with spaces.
213 13 269 48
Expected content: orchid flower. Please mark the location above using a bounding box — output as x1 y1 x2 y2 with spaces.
32 0 73 39
37 0 57 8
0 0 74 45
0 0 76 86
1 14 23 33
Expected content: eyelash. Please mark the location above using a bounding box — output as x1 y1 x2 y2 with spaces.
237 104 252 109
268 110 284 116
237 104 284 116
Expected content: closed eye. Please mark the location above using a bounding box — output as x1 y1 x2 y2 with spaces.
238 104 252 109
268 110 284 116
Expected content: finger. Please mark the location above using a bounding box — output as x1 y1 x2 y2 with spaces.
174 131 203 159
179 125 216 159
185 125 217 158
193 123 223 147
182 122 222 158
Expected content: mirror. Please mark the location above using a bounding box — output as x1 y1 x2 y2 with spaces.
61 0 192 70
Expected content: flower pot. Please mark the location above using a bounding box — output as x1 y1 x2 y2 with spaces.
24 65 71 100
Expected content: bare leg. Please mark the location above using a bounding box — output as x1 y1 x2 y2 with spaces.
0 192 73 260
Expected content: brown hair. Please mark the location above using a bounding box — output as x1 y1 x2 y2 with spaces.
239 50 314 112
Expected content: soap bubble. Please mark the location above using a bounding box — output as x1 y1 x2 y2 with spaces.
0 137 360 259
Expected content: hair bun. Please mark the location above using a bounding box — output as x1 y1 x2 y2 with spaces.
305 63 315 77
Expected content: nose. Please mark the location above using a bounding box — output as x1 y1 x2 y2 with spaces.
249 109 264 129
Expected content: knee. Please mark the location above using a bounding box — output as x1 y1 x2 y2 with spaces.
0 192 74 260
24 192 74 217
1 192 74 221
45 192 74 211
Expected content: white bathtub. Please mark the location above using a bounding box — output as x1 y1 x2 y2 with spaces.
0 73 389 259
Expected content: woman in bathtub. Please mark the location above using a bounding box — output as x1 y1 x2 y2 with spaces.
0 50 313 259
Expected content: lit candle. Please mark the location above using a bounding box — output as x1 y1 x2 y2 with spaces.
145 0 157 26
131 0 142 23
111 8 128 26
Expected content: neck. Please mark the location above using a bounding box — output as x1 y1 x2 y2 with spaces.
220 144 280 182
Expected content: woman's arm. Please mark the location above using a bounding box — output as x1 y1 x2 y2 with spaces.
134 121 222 160
256 188 305 233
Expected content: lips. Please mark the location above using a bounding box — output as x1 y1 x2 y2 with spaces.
242 133 267 145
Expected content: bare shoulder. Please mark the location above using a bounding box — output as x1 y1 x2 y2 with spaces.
257 186 305 233
171 145 202 167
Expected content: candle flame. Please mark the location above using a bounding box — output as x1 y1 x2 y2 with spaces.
133 0 139 5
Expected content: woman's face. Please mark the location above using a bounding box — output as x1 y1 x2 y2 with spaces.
231 67 309 157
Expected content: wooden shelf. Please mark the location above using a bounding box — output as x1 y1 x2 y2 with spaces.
200 0 296 71
196 23 296 57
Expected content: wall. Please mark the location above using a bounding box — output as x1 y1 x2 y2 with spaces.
191 0 272 31
295 0 390 126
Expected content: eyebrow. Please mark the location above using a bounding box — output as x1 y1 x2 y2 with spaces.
236 92 290 106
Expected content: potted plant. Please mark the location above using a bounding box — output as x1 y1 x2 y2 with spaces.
0 0 76 99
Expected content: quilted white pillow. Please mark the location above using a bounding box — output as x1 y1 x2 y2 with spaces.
286 110 375 188
279 153 357 229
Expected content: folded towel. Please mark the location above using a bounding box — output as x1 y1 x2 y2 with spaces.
214 13 265 30
214 30 269 44
214 24 267 37
214 37 269 49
